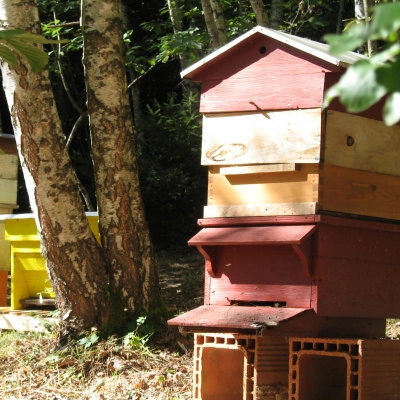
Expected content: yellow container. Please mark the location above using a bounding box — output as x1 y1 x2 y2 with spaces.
4 212 99 310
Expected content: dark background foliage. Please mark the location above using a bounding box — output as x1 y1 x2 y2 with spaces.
4 0 356 248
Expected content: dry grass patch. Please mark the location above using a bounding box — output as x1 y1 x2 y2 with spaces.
0 249 204 399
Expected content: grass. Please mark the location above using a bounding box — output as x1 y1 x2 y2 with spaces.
0 248 204 400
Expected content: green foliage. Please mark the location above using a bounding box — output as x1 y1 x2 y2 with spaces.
77 331 100 349
141 4 207 65
323 2 400 126
0 29 67 72
138 91 207 247
123 315 154 349
283 0 342 38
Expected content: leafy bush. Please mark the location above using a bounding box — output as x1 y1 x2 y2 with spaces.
138 91 207 248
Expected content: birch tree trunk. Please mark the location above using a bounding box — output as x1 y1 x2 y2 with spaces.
355 0 377 55
167 0 190 69
201 0 227 50
249 0 270 27
81 0 162 316
0 0 110 339
270 0 284 30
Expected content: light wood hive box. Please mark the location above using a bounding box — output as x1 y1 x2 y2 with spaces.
183 27 400 221
202 109 400 220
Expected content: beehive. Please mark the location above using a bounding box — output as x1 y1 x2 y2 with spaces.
0 136 19 306
183 26 400 221
168 26 400 400
4 213 100 309
182 215 400 319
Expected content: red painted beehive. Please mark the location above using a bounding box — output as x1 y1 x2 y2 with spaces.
168 26 400 400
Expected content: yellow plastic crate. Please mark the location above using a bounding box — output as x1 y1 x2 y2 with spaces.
4 213 99 309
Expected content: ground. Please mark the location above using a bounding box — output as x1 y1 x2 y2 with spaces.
0 248 204 400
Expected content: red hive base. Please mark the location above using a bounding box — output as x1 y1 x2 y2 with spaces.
193 333 291 400
289 337 400 400
192 333 400 400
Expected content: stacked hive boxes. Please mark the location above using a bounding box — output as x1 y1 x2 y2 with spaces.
168 26 400 399
0 135 19 306
4 213 100 310
203 110 400 221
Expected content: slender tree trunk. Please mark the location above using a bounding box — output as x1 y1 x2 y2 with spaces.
81 0 163 317
210 0 227 47
0 0 110 340
201 0 227 50
167 0 190 69
270 0 284 30
355 0 377 55
336 0 345 34
249 0 270 27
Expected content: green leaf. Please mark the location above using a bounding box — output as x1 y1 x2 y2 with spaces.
370 3 400 41
323 60 387 112
0 29 68 72
383 92 400 126
369 43 400 65
323 23 369 55
0 45 18 68
376 57 400 92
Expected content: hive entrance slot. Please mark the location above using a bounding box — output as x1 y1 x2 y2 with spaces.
229 300 287 307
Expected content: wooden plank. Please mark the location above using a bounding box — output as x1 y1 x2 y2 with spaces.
220 163 299 175
188 225 316 246
197 215 320 227
315 258 400 319
324 111 400 176
0 154 18 179
204 203 317 218
167 305 309 330
319 164 400 220
0 179 17 204
0 309 58 332
202 109 321 165
207 245 312 308
195 36 337 112
208 164 319 210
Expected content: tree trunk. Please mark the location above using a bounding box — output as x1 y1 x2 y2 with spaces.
81 0 163 317
201 0 227 50
355 0 377 55
249 0 270 27
167 0 190 69
270 0 284 30
0 0 110 339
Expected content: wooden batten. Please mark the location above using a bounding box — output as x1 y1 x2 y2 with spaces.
202 109 322 165
207 163 319 209
324 111 400 176
318 164 400 220
220 163 299 175
204 203 317 218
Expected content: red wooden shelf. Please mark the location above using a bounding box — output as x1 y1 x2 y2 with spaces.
188 225 317 277
168 305 310 332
